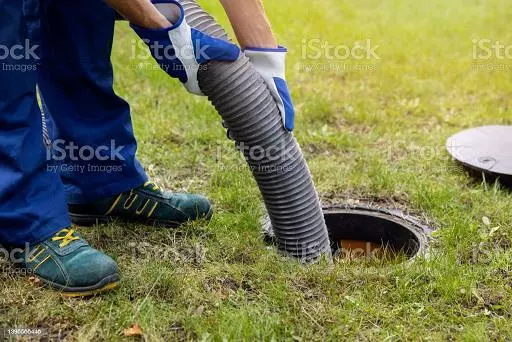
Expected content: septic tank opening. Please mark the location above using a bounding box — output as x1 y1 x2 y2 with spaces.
262 205 430 262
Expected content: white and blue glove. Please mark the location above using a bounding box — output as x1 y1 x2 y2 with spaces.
130 0 240 95
245 47 295 132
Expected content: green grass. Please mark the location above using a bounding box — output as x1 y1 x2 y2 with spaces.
2 0 512 340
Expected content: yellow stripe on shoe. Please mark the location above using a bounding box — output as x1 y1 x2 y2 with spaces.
27 246 46 263
147 202 159 218
136 199 151 215
105 193 123 216
123 192 138 210
33 255 51 271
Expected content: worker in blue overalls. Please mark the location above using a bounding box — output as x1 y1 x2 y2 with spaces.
0 0 294 296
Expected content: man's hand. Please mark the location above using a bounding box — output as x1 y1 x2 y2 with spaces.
131 0 240 95
104 0 171 29
245 47 295 132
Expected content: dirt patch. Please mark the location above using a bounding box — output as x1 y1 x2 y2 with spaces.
33 317 78 341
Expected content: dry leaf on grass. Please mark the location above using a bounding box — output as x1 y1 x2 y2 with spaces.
123 323 143 337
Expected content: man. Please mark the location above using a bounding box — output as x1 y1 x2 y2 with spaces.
0 0 294 296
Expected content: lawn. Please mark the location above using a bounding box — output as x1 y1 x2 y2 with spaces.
2 0 512 340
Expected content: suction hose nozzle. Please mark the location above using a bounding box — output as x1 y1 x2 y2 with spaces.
178 0 331 262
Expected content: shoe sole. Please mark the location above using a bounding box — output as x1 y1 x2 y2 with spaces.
62 281 120 298
69 213 181 228
37 273 121 298
69 207 214 228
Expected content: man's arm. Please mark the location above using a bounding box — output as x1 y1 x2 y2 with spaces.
110 0 240 95
219 0 277 49
220 0 295 131
104 0 172 29
103 0 293 130
105 0 277 48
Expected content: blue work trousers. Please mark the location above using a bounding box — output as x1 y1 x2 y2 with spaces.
0 0 147 246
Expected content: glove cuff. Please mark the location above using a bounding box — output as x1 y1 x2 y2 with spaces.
244 46 288 53
244 46 287 76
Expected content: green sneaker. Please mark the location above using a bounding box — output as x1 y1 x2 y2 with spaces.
69 181 213 228
17 228 120 297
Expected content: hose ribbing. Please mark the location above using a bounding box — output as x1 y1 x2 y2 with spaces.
178 0 331 262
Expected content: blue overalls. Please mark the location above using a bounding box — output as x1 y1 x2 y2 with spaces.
0 0 148 246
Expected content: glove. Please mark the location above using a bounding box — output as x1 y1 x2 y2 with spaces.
130 0 240 95
245 46 295 132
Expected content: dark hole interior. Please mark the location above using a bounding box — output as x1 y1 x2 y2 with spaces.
324 211 421 258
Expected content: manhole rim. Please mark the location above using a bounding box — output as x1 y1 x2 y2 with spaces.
322 204 430 260
262 204 432 261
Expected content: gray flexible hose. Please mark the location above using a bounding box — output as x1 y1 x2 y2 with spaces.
178 0 331 262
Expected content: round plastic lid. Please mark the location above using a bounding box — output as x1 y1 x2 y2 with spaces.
446 125 512 184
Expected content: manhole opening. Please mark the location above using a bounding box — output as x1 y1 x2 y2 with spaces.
323 208 426 262
262 206 430 263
